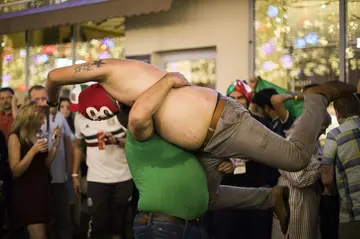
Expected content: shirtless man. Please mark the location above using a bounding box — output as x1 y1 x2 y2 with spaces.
45 58 355 174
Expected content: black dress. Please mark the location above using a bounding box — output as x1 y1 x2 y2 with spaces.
10 132 52 228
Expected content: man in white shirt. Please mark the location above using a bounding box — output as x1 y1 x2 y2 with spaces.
70 85 133 239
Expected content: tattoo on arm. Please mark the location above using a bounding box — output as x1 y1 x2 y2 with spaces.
74 59 106 74
92 60 106 68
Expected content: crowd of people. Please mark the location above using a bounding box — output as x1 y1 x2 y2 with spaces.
0 58 359 239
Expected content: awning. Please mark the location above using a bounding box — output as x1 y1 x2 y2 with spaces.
0 0 173 35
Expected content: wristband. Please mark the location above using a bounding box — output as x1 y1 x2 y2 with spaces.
71 174 79 178
47 100 59 107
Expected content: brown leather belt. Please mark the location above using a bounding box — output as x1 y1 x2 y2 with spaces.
135 212 201 225
202 95 226 148
87 142 113 147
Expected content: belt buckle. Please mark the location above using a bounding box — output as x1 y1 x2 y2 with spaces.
190 218 201 225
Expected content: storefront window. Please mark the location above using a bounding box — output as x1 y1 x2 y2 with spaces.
255 0 340 91
1 32 26 92
29 26 73 87
75 18 125 62
346 1 360 87
0 1 72 14
0 0 52 14
76 38 124 62
165 59 216 88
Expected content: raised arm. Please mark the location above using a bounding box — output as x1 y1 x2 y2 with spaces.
45 58 116 104
270 94 295 122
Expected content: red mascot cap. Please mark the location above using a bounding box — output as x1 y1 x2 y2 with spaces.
78 83 120 120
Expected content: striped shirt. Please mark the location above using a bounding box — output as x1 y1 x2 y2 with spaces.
323 115 360 223
272 142 322 239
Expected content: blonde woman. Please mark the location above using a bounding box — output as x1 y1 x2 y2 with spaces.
8 102 61 239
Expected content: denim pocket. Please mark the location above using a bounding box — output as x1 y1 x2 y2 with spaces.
133 222 180 239
156 226 178 238
133 224 150 238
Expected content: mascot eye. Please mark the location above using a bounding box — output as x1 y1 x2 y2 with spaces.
104 110 112 117
99 106 113 118
85 107 100 120
89 110 96 117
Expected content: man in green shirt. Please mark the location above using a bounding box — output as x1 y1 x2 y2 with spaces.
119 79 290 238
126 131 210 238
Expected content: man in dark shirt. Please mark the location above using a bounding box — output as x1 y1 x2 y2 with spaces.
224 80 279 189
211 80 282 239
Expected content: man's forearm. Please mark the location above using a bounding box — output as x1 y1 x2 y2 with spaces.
47 86 62 104
131 73 172 119
271 94 295 104
73 146 83 175
72 139 84 175
271 94 292 122
45 78 62 103
65 136 74 175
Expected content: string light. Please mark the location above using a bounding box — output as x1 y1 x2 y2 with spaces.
1 33 125 90
254 0 350 89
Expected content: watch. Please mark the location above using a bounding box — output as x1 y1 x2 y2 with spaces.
47 100 59 107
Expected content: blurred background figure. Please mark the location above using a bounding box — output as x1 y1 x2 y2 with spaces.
0 87 17 140
321 95 360 239
58 97 75 135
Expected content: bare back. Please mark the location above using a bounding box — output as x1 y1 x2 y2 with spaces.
102 59 218 149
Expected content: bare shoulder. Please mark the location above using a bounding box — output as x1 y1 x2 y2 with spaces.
8 133 20 147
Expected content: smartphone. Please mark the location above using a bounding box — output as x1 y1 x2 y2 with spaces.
52 126 61 141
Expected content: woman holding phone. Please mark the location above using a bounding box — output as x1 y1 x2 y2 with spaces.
8 102 61 239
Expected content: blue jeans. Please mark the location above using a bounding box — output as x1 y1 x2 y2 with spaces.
133 214 208 239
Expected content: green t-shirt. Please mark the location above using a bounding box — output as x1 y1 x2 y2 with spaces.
125 132 209 220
